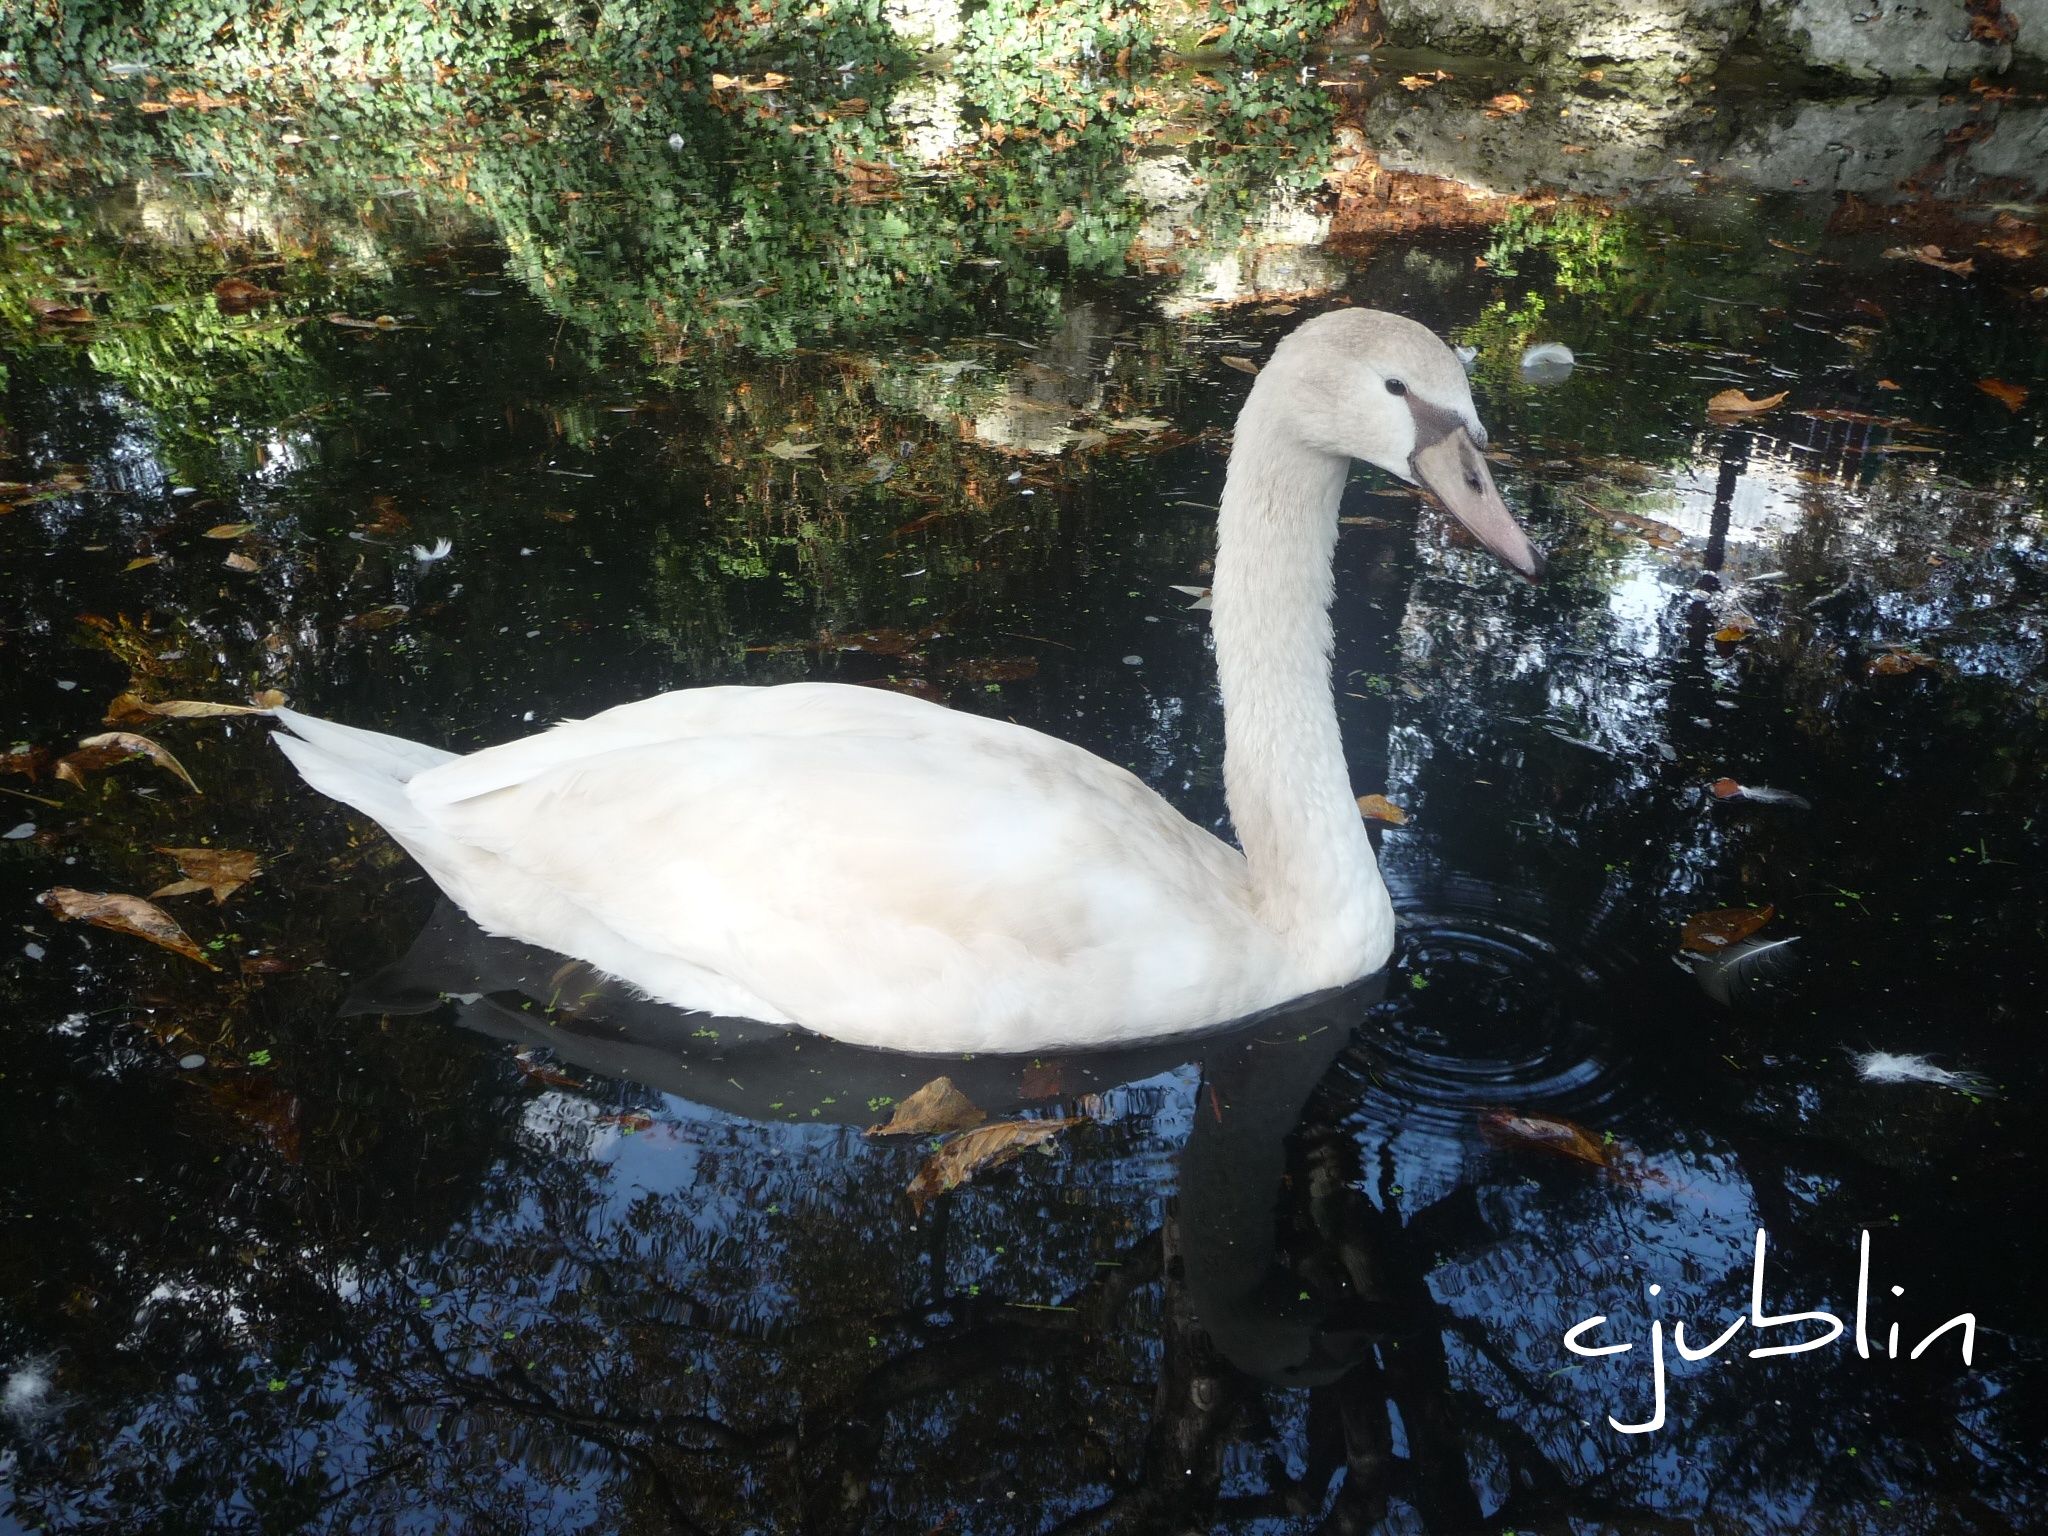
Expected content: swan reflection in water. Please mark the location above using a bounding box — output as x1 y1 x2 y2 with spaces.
346 900 1549 1526
338 903 2003 1532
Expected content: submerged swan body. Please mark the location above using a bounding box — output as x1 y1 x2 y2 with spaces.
276 310 1540 1054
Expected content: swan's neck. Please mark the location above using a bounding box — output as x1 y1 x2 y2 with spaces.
1211 397 1392 977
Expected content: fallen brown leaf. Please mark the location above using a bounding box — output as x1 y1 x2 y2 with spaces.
1681 904 1774 954
224 551 260 573
113 696 271 720
38 887 218 967
1707 389 1788 417
1869 649 1938 677
29 298 94 325
154 846 260 903
203 522 253 539
1977 378 2028 413
213 277 280 315
906 1118 1080 1213
1478 1109 1615 1169
1221 355 1258 375
57 731 200 792
1356 793 1409 826
1486 92 1531 115
1882 244 1974 276
866 1075 987 1137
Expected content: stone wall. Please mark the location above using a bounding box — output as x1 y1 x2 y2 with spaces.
1374 0 2044 80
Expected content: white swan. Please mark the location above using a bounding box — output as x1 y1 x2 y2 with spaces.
275 310 1541 1054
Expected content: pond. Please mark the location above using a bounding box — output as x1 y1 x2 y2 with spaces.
2 38 2046 1535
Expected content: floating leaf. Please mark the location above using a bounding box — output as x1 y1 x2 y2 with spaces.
29 298 94 325
153 846 260 904
1398 69 1451 90
224 551 260 573
906 1118 1080 1213
118 697 271 720
326 313 408 330
1690 935 1802 1006
1869 649 1938 677
1681 903 1774 954
765 439 819 460
1477 1110 1615 1169
58 731 200 792
203 523 254 539
1486 92 1531 114
1221 356 1259 375
213 277 280 314
1356 793 1409 826
1977 378 2028 412
1709 777 1811 808
1882 244 1974 276
252 689 288 709
1706 389 1788 417
866 1075 987 1138
37 887 218 968
1105 416 1171 434
123 555 162 571
1711 612 1756 643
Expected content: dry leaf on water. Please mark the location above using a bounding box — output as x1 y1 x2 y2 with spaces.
1486 92 1531 115
906 1118 1081 1213
1711 612 1756 644
1884 244 1974 276
1977 378 2028 413
1681 903 1774 954
1869 649 1938 677
29 298 94 325
1356 793 1409 826
153 846 260 904
1709 777 1811 808
213 277 280 315
57 731 200 792
765 439 819 460
1478 1109 1616 1170
1706 389 1788 417
204 523 254 539
38 887 218 967
224 551 260 573
1221 356 1259 375
866 1075 987 1137
108 694 272 721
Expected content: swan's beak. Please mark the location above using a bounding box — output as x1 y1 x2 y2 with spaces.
1411 428 1545 580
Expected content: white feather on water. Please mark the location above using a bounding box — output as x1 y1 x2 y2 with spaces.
2 1359 54 1425
1851 1051 1997 1096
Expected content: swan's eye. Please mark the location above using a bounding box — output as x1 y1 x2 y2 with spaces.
1465 472 1483 491
1385 379 1407 397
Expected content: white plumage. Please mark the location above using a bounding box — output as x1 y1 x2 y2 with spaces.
276 311 1539 1053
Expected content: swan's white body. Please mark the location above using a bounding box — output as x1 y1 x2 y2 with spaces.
276 310 1537 1054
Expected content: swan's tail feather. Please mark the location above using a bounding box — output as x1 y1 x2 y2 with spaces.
271 707 457 781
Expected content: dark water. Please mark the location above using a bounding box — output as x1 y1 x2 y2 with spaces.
3 52 2046 1534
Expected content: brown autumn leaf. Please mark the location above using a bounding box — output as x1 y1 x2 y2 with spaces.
1486 92 1531 115
1706 388 1788 417
1356 793 1409 826
1869 649 1938 677
213 277 280 314
0 746 53 781
1681 903 1774 954
224 551 260 572
203 522 254 539
29 298 95 325
1478 1109 1616 1169
1398 69 1451 90
153 846 260 904
906 1117 1081 1213
1977 378 2028 413
1877 378 1901 391
115 696 271 721
252 688 288 709
1882 244 1974 276
37 887 218 968
57 731 200 793
341 604 410 631
123 554 162 570
1221 355 1259 375
866 1075 988 1138
1712 619 1755 644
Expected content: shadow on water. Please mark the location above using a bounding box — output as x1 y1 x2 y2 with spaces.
3 25 2047 1535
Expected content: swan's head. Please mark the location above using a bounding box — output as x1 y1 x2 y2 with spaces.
1254 308 1544 579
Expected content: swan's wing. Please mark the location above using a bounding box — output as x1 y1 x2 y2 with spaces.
404 684 1270 1049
